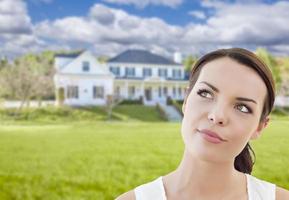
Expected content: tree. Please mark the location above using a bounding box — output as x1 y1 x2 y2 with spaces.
277 57 289 96
255 48 282 93
0 60 36 110
105 94 123 121
97 56 109 64
183 55 198 72
0 56 8 71
0 51 56 110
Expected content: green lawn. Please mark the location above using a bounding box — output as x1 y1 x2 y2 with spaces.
0 120 288 199
0 105 167 124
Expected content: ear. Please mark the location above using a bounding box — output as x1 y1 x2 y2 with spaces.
250 116 270 140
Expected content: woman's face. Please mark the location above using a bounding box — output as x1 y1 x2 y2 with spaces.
181 57 268 163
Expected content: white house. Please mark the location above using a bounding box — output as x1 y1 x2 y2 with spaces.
54 49 189 106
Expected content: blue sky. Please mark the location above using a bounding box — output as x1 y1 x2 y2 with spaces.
1 0 289 59
27 0 208 26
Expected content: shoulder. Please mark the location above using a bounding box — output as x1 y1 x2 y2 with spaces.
276 186 289 200
115 190 136 200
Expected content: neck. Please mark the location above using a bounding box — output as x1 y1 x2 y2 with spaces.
166 148 242 197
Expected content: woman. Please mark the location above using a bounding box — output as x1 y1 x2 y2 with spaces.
117 48 289 200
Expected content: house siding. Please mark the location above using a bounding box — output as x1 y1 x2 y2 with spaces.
54 50 188 106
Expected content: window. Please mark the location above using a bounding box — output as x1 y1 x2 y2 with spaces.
158 68 167 78
178 70 182 79
173 87 176 97
143 68 152 77
82 61 90 72
93 86 104 99
109 66 120 76
125 67 135 77
67 86 79 99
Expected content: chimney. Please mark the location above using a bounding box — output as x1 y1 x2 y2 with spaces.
174 52 182 64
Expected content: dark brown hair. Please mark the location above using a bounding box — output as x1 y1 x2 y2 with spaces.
185 48 275 174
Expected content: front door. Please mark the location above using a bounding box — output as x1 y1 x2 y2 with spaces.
145 87 152 101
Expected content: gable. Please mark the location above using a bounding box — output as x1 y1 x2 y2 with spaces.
59 51 110 75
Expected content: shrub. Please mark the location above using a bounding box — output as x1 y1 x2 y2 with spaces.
156 103 168 121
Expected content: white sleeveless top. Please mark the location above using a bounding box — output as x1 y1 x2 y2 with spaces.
134 174 276 200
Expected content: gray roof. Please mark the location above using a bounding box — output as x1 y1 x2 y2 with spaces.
55 51 83 58
108 49 179 65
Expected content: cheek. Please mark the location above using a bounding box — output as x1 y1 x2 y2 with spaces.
181 96 207 140
231 118 258 140
229 124 249 153
227 119 258 156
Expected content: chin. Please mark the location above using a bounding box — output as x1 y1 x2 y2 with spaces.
185 141 227 163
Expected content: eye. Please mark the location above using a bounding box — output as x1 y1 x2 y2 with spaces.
235 104 252 114
197 89 213 99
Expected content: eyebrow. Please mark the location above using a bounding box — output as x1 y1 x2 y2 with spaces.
199 81 257 104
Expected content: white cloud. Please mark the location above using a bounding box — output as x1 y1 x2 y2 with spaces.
0 0 38 58
35 1 289 57
101 0 183 8
0 33 46 58
201 1 289 46
189 11 206 20
2 1 289 58
36 17 102 43
89 4 116 25
35 4 185 56
0 0 32 34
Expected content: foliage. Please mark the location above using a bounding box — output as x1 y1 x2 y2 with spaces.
170 100 183 116
0 106 106 123
0 62 36 110
118 98 143 105
277 57 289 96
0 56 9 71
113 105 167 122
97 56 109 64
183 54 198 72
155 103 168 121
0 105 166 123
0 51 56 111
105 95 124 121
255 48 282 92
56 87 65 106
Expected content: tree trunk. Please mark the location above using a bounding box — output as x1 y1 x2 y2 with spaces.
37 96 42 107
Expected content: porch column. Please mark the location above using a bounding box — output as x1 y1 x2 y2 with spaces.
176 82 179 99
161 81 164 101
141 82 145 104
125 81 128 98
141 82 144 96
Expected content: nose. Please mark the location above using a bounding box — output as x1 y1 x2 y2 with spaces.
208 105 228 126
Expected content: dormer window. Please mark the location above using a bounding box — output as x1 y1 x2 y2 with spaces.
82 61 90 72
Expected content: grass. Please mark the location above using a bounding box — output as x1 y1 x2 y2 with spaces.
0 119 288 200
0 105 166 124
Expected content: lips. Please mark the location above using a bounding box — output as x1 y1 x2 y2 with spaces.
197 129 227 144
